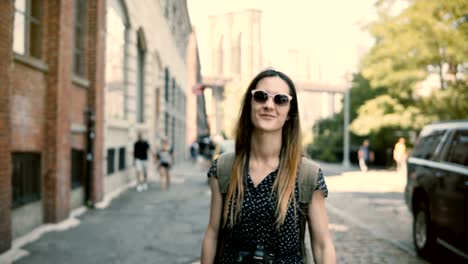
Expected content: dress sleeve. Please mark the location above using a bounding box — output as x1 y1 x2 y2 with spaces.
314 168 328 197
207 159 218 179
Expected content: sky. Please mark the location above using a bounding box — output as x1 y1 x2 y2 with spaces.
187 0 380 86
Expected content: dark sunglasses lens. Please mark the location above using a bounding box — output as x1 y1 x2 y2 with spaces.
253 90 268 103
274 94 290 106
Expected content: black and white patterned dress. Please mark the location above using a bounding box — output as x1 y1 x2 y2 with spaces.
207 159 328 264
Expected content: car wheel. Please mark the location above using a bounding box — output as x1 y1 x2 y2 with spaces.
413 201 436 259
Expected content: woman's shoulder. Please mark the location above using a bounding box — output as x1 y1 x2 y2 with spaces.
207 159 218 178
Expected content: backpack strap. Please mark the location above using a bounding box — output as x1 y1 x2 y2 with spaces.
214 152 235 262
216 152 235 194
298 156 320 264
299 157 320 204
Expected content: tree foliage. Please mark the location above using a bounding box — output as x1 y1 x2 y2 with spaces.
362 0 467 99
352 0 467 134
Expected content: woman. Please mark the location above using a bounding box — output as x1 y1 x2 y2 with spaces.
201 69 336 263
156 139 172 190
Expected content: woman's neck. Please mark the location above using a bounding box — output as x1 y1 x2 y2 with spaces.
250 130 282 162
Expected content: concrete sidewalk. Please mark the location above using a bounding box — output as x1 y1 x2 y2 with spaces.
0 159 212 264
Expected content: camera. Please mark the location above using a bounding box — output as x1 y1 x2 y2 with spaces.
236 245 275 264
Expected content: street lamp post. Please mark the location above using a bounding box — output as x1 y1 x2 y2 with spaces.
343 88 350 167
343 73 351 167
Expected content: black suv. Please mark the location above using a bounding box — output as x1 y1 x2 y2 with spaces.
405 121 468 260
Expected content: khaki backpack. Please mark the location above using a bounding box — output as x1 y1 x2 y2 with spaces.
215 152 320 263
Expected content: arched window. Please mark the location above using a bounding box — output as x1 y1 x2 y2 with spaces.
105 0 129 120
217 36 224 75
136 28 147 123
232 33 242 75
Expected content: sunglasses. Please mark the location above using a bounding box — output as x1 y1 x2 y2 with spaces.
251 89 293 107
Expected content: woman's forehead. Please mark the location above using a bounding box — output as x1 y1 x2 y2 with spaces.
256 76 290 93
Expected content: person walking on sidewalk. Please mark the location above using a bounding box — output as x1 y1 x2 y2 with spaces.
201 69 336 263
133 133 150 192
156 139 173 191
393 137 407 174
358 139 374 172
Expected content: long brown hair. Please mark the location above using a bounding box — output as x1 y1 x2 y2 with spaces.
223 69 303 229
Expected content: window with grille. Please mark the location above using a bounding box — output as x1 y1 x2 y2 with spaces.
13 0 42 59
11 152 41 209
107 148 115 175
71 149 84 189
118 147 126 171
73 0 86 76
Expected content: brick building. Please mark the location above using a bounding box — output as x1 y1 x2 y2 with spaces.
0 0 106 253
0 0 201 253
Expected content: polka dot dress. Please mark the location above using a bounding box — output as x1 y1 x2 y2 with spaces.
207 159 329 264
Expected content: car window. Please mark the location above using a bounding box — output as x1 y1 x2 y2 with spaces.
444 129 468 166
412 130 446 160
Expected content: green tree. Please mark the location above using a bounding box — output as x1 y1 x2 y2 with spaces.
353 0 467 135
308 73 387 162
362 0 467 100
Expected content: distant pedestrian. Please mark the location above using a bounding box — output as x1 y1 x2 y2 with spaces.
190 140 199 163
134 133 150 192
358 139 374 172
156 139 173 191
393 137 407 174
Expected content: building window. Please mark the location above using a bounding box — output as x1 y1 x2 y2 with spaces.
137 32 146 123
217 36 224 75
118 147 126 171
155 88 161 122
171 79 176 106
164 67 170 102
71 149 85 189
107 148 115 175
13 0 42 59
73 0 86 77
11 152 41 209
165 112 169 137
232 33 242 74
105 0 129 120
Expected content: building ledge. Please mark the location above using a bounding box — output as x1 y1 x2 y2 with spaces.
72 75 90 88
14 53 49 73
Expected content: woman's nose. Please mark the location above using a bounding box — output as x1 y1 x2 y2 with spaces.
263 96 275 108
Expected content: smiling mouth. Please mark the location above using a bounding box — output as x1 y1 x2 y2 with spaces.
259 114 275 118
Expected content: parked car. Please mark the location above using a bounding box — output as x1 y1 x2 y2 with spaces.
405 121 468 260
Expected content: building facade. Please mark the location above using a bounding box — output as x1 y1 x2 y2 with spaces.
0 0 197 254
102 0 192 195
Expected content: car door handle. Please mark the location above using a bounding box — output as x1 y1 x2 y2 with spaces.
435 172 446 178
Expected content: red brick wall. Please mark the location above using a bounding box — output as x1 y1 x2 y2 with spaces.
0 0 106 253
10 64 47 151
70 85 87 150
43 0 74 223
0 0 13 253
87 0 106 203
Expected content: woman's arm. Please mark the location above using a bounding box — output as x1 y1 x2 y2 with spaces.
201 177 223 264
308 191 336 264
